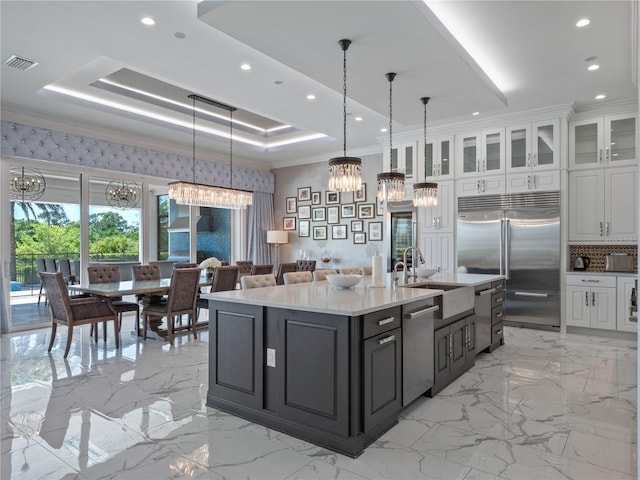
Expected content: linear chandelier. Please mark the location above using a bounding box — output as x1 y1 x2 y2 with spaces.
413 97 438 207
377 72 405 202
169 94 252 209
327 39 362 193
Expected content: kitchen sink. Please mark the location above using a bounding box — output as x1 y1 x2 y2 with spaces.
405 283 474 319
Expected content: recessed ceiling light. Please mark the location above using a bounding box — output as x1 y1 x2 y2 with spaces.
140 17 155 26
274 80 283 85
380 128 388 132
306 94 316 100
588 64 600 71
174 32 186 39
576 18 590 27
595 94 606 100
240 63 251 71
355 116 363 122
472 112 480 116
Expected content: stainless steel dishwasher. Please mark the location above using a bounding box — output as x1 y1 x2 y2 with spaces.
402 298 439 407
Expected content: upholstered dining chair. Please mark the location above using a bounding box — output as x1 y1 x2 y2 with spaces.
313 269 338 281
250 264 274 275
87 265 140 333
295 260 317 272
275 262 297 285
174 263 198 269
283 271 313 285
45 258 58 275
235 260 253 282
36 258 47 305
339 267 362 275
142 267 201 342
197 265 239 311
240 274 277 289
131 264 162 303
58 259 78 286
40 272 119 358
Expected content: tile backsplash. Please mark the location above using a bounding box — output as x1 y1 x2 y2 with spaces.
569 244 637 272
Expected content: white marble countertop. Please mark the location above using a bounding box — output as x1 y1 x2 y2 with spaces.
396 272 504 288
204 274 444 316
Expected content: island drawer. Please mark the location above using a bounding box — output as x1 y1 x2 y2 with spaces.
492 306 504 325
363 306 402 339
492 280 504 292
491 292 504 309
491 322 504 350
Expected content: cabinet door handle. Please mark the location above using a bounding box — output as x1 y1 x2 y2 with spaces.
496 312 503 318
482 179 486 193
585 291 589 306
581 279 600 283
406 305 439 319
476 179 481 193
599 222 604 236
605 222 610 237
432 217 437 228
483 159 486 172
527 175 531 190
476 160 480 173
592 292 596 306
477 287 498 296
437 217 441 229
532 175 537 189
378 317 395 326
495 329 503 335
533 153 538 167
605 147 610 163
449 335 453 358
527 152 531 167
379 335 395 345
495 296 503 304
599 148 603 164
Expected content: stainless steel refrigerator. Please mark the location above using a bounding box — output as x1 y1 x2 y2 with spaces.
457 192 560 329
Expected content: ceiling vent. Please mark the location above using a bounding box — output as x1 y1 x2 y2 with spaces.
4 55 39 71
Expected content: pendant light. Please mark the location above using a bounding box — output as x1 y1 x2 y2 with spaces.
377 72 405 202
327 39 362 193
169 94 252 209
413 97 438 207
9 166 46 202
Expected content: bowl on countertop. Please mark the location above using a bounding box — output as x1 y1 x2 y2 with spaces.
416 267 438 278
325 274 362 289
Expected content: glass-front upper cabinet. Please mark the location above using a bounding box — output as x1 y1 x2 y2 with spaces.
388 141 416 182
569 113 636 169
455 128 505 178
422 136 454 181
506 120 559 172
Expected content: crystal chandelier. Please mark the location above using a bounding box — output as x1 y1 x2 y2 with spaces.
105 179 140 209
327 39 362 193
377 72 405 202
413 97 438 207
9 166 46 202
169 94 252 209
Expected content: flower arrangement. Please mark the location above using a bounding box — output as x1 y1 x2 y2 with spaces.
199 257 222 270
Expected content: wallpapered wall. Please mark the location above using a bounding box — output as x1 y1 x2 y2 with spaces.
1 121 275 194
272 154 386 269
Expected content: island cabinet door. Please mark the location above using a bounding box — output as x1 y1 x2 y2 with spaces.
362 327 402 432
274 310 350 436
434 327 450 390
449 318 468 380
464 314 477 369
209 303 264 410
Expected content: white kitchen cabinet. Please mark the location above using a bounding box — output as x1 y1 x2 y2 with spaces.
455 128 505 178
506 170 560 193
384 141 417 184
419 232 453 273
566 275 616 330
569 114 636 170
568 166 637 242
420 181 454 233
616 276 638 332
455 174 505 197
421 136 454 181
506 120 559 173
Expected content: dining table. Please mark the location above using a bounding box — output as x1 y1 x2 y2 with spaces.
69 275 211 338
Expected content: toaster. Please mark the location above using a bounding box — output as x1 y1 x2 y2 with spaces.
605 253 635 272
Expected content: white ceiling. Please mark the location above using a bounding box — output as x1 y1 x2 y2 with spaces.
0 1 636 171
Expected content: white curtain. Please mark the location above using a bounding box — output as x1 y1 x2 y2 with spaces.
247 192 275 264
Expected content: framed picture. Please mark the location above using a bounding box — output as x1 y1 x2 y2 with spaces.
354 183 366 202
326 191 340 204
283 217 296 231
298 205 311 219
341 203 356 218
298 186 311 202
351 220 363 232
332 224 347 240
353 232 366 244
369 221 383 241
376 197 385 216
311 191 321 205
313 225 327 240
286 196 297 214
327 206 339 224
299 220 310 237
358 203 375 219
312 207 326 222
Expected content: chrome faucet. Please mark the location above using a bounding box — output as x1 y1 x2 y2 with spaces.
392 261 405 287
403 246 425 282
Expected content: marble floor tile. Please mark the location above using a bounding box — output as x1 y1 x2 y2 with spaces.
0 324 636 479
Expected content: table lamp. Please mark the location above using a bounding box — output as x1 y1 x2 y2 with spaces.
267 230 288 267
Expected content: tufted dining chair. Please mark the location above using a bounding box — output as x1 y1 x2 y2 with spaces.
36 258 47 305
235 260 254 282
132 264 161 281
313 269 338 281
142 268 201 343
250 264 274 275
295 260 317 272
40 272 119 358
197 265 239 312
283 271 313 285
87 266 140 334
339 267 362 275
241 274 277 289
275 262 297 285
